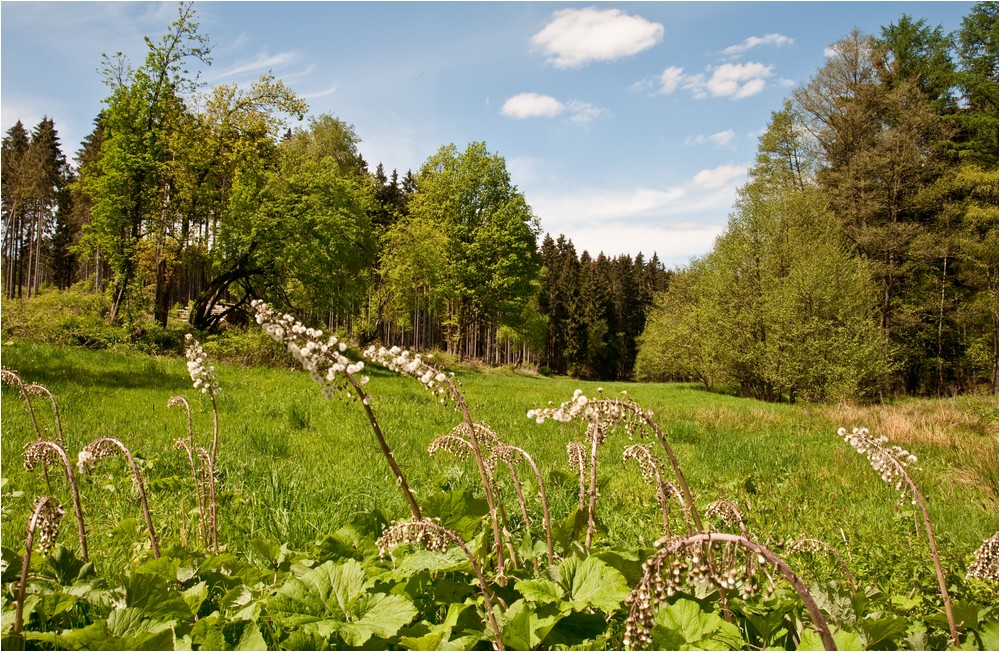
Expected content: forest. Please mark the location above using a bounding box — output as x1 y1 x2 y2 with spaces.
2 2 997 400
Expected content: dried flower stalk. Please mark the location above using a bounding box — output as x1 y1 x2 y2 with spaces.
78 437 160 559
366 344 507 576
23 440 88 561
13 497 64 641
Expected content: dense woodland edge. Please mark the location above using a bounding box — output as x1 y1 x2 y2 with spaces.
2 2 997 403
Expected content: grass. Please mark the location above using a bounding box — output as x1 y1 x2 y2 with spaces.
1 339 997 601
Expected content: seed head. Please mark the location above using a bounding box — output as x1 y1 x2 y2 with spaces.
77 438 122 475
23 440 60 472
32 496 65 555
967 532 999 582
377 518 450 558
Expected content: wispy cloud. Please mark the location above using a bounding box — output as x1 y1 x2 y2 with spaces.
532 7 663 68
723 32 794 58
530 164 746 239
209 50 298 81
300 83 338 100
685 129 736 147
647 61 774 100
501 92 608 125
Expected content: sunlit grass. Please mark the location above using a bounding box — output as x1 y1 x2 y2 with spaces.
2 341 996 598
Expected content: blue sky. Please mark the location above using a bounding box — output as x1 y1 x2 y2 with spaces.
1 1 978 266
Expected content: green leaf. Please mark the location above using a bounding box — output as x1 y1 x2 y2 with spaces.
860 615 909 649
559 556 630 613
516 578 565 605
182 581 208 616
397 546 473 575
268 559 364 627
501 599 563 649
650 598 745 650
234 622 268 651
268 558 415 645
797 627 864 651
340 592 418 646
423 489 488 540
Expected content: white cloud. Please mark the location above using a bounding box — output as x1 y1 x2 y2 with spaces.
691 163 746 189
501 92 565 119
547 221 725 263
686 62 774 100
501 93 608 124
647 62 773 100
685 129 736 147
528 163 748 262
823 46 838 58
565 100 609 124
723 32 793 57
532 7 663 68
659 66 685 94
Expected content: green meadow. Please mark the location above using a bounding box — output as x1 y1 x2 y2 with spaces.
3 338 996 604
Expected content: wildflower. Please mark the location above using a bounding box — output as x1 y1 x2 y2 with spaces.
838 427 920 503
33 496 65 555
968 532 999 582
184 335 220 396
77 438 122 475
23 441 60 472
252 300 366 400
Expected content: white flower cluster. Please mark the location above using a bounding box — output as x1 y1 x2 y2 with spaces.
838 427 919 503
364 345 453 402
252 300 369 400
528 389 651 443
623 444 660 484
184 334 220 396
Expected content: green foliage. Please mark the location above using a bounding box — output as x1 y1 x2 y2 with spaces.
1 339 996 649
637 109 890 402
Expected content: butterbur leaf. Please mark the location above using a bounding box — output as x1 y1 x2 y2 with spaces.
268 559 365 626
397 546 472 575
182 581 209 616
1 547 21 583
123 573 193 621
106 607 176 650
340 592 419 646
516 577 565 605
233 621 268 650
424 489 488 540
399 602 475 650
268 559 416 645
860 615 909 649
797 627 864 651
501 599 563 649
558 556 630 613
650 598 744 650
44 545 94 585
34 591 80 628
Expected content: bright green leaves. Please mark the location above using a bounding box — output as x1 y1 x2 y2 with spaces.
558 555 632 613
649 598 745 650
267 558 417 647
